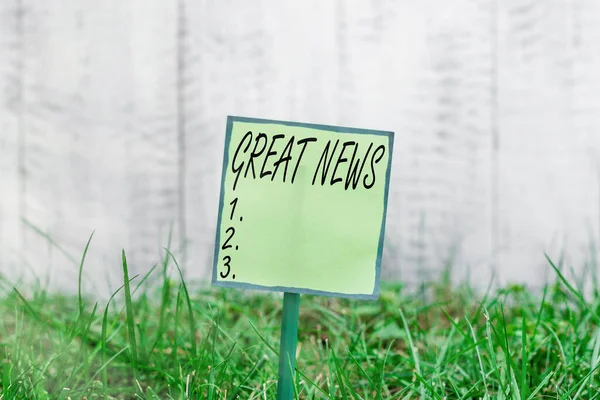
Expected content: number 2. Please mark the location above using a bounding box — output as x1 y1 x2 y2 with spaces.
220 255 231 278
221 227 235 250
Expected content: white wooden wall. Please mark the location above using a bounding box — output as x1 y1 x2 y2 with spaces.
1 0 600 297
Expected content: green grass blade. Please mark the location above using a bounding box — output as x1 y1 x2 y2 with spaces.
121 250 139 380
165 248 197 358
78 231 95 317
520 312 528 398
102 280 127 397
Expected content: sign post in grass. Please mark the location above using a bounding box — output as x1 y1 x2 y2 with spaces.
212 115 394 399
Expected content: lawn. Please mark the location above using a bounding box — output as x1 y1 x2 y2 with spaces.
1 244 600 399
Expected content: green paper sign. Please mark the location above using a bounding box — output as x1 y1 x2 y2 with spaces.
212 116 394 299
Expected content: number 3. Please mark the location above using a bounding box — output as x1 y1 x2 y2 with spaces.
220 255 231 278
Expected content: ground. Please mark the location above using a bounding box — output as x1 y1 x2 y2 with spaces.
1 252 600 399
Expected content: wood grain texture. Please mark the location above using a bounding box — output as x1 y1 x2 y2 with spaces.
0 0 22 285
16 0 125 294
496 0 600 289
125 0 179 278
1 0 599 296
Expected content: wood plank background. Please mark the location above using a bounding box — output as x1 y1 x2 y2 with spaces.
1 0 600 298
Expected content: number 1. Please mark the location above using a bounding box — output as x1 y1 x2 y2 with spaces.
229 198 238 220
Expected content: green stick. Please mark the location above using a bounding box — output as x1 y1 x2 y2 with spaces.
277 292 301 399
277 164 305 399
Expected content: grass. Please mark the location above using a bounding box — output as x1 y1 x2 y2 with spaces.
1 242 600 399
